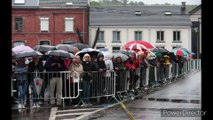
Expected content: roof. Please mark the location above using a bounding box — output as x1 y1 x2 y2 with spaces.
39 0 88 7
12 0 39 8
12 0 88 8
90 6 192 26
189 5 201 15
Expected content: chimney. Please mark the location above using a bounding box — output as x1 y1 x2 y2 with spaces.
181 2 186 15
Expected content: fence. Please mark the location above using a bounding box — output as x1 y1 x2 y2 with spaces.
11 59 201 109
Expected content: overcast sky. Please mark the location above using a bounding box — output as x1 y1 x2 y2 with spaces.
130 0 201 5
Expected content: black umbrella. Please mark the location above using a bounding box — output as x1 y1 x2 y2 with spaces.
119 50 135 57
75 48 100 58
150 48 169 53
71 43 90 50
48 50 74 58
15 51 43 58
33 45 56 53
56 44 75 52
167 52 177 62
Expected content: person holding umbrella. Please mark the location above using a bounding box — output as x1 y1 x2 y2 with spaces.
14 58 29 109
44 56 66 106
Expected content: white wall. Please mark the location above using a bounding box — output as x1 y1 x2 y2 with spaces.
90 26 191 52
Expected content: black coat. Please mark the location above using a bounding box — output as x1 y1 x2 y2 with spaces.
28 61 44 72
82 61 97 81
44 57 66 78
28 60 44 82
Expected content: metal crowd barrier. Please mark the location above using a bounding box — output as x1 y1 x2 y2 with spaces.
79 71 116 102
190 59 201 70
11 59 201 110
12 71 81 107
115 68 128 94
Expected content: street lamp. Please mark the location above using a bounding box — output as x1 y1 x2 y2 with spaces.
194 27 199 59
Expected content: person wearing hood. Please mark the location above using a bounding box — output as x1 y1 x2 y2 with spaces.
114 56 126 92
94 52 109 103
97 53 107 72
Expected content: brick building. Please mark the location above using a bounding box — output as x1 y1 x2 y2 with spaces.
12 0 89 47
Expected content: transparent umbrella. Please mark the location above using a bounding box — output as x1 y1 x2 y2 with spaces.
15 51 43 58
48 50 75 58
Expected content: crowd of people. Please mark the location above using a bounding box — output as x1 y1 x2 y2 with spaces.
12 46 188 108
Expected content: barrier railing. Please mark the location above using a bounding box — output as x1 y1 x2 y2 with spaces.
12 71 81 108
11 59 201 110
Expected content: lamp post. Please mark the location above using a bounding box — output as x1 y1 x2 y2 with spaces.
194 27 199 59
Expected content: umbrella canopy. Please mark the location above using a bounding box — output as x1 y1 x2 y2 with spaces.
48 50 74 58
75 48 100 58
155 52 163 58
172 48 189 57
102 51 113 60
150 48 169 54
33 45 56 53
112 52 129 61
146 51 156 60
12 44 34 54
173 48 195 55
119 50 135 57
71 43 90 50
33 77 43 97
56 44 75 52
122 40 155 52
15 51 43 58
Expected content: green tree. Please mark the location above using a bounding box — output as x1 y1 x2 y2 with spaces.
138 1 144 5
121 0 128 5
90 1 101 7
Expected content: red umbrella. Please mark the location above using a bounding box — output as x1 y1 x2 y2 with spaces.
122 40 155 52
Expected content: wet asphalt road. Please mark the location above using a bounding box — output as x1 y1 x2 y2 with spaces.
86 70 201 120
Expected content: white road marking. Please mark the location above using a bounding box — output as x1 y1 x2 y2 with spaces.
49 107 58 120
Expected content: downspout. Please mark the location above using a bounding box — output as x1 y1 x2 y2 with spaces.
83 7 85 43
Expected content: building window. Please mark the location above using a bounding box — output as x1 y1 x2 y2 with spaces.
65 17 74 32
157 46 165 49
135 31 142 40
173 31 181 41
13 41 25 47
97 31 104 42
96 47 105 49
40 41 50 45
15 17 23 32
40 17 49 32
14 0 25 4
63 40 75 44
112 47 120 52
157 31 164 41
113 31 120 42
172 46 181 49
